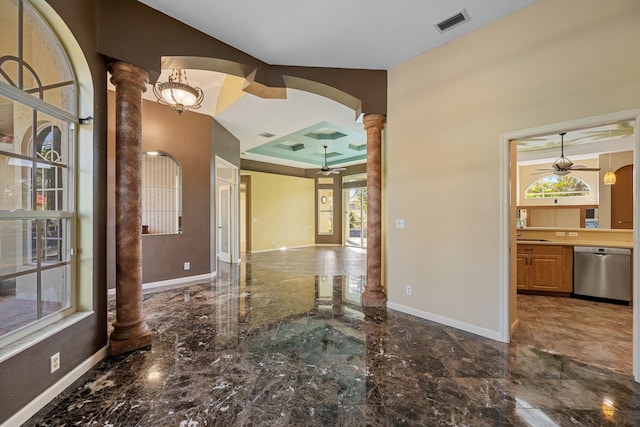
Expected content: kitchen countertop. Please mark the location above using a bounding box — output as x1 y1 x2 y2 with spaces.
517 239 633 249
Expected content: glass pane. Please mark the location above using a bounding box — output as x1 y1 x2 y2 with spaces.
318 189 333 210
221 187 229 252
22 1 75 112
318 189 333 235
41 264 70 316
0 153 33 211
0 271 37 336
318 211 333 235
42 218 66 263
342 173 366 184
0 95 34 157
0 219 33 277
317 177 333 185
0 0 18 86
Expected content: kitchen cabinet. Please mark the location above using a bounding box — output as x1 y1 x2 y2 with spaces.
517 244 573 293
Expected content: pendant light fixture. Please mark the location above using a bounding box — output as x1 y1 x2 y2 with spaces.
153 69 204 115
603 129 616 185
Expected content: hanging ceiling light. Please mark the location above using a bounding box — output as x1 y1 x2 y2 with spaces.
603 130 616 185
603 155 616 185
153 69 203 115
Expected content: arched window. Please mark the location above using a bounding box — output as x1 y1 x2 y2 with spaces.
0 0 78 341
525 175 591 199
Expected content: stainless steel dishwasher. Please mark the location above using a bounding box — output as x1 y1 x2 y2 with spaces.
573 246 631 304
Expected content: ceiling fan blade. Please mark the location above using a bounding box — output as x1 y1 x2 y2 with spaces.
570 166 600 171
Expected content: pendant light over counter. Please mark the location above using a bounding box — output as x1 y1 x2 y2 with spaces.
603 130 616 185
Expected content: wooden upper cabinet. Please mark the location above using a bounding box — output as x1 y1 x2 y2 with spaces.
517 245 573 293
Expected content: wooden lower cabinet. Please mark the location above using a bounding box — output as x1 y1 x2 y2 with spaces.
517 244 573 293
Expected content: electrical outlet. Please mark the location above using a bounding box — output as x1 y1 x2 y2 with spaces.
50 352 60 373
555 231 565 237
396 219 406 229
406 285 412 296
568 232 579 237
183 262 190 270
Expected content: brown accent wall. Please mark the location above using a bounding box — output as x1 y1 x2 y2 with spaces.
107 92 240 285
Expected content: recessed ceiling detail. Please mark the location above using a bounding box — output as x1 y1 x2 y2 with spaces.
348 143 367 151
312 150 342 159
247 121 366 167
304 128 347 140
275 141 305 151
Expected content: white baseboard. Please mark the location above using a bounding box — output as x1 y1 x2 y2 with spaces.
2 346 108 427
108 272 217 296
387 301 503 342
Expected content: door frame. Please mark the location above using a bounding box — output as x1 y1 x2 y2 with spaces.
500 108 640 383
215 156 239 264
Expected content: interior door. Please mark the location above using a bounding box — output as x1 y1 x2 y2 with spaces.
218 184 232 263
611 164 633 229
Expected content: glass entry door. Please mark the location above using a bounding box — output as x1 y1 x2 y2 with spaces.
345 187 367 248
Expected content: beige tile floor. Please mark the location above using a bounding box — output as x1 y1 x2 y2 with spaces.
513 294 633 375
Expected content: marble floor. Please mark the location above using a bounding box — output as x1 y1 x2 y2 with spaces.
26 246 640 426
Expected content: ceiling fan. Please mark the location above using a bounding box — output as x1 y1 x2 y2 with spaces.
536 132 601 176
317 145 346 176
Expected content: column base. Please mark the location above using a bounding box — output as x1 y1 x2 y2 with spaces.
109 330 152 356
361 290 387 308
109 319 152 356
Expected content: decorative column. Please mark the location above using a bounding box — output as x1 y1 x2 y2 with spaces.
108 61 152 356
362 114 387 308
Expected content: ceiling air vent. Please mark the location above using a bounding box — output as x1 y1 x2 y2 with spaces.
435 10 469 33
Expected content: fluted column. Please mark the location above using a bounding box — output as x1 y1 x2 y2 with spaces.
362 114 387 308
108 61 152 355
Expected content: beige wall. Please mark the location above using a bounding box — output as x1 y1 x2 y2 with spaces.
386 0 640 338
243 171 315 252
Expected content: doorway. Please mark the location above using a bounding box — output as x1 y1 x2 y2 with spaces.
502 110 640 382
344 187 367 248
215 156 239 264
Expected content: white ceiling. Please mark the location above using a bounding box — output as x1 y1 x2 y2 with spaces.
138 0 536 70
136 0 539 168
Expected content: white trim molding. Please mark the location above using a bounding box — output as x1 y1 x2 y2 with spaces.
107 272 217 297
388 302 503 342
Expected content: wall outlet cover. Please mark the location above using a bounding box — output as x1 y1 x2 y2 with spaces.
50 352 60 374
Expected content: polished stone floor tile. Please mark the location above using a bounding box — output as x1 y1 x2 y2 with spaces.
25 247 639 426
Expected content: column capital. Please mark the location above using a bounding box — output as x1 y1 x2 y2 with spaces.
108 61 149 93
363 113 386 131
